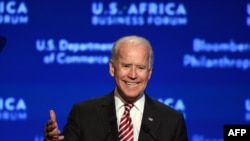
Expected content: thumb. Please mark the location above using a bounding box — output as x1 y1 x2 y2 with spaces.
49 109 56 121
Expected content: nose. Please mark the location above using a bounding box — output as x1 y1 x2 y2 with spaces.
128 67 137 79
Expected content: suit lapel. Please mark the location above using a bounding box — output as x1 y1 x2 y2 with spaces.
98 92 119 141
139 95 160 141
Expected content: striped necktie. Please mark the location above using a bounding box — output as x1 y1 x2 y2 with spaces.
118 103 134 141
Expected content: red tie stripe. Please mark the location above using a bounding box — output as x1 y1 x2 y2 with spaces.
118 103 134 141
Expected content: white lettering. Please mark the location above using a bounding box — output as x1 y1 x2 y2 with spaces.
128 4 138 15
0 111 27 121
148 3 158 15
176 4 186 15
36 39 55 52
245 112 250 121
0 97 27 111
57 52 109 64
126 2 187 15
0 14 28 24
246 99 250 111
92 16 144 26
183 54 250 70
0 2 4 13
241 129 246 136
139 3 147 14
59 39 112 53
6 97 15 111
158 98 185 111
247 3 250 16
0 98 2 110
228 129 235 136
109 2 118 15
147 16 187 26
17 2 28 14
6 1 15 14
192 134 223 141
91 2 187 26
92 2 103 15
165 3 175 15
193 38 250 53
235 129 241 136
34 135 44 141
0 1 28 14
0 97 27 121
16 99 26 110
228 129 247 136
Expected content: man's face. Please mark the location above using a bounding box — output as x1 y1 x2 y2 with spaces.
109 43 152 102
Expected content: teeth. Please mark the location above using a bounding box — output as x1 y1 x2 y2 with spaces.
127 82 137 86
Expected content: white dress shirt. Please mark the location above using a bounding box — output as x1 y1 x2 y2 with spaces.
114 89 145 141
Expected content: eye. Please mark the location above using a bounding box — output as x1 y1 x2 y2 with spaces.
138 66 146 70
121 64 130 68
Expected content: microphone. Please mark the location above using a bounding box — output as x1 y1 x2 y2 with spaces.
142 123 158 141
0 36 6 53
103 116 117 141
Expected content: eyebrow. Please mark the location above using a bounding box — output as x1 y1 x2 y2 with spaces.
120 62 148 68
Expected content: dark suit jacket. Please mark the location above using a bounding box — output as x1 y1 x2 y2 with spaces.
62 91 188 141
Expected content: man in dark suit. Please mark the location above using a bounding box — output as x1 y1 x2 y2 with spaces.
44 35 188 141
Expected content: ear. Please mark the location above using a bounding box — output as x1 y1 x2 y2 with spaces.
148 68 153 80
109 60 115 77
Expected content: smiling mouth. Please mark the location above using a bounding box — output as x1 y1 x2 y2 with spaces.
126 82 138 87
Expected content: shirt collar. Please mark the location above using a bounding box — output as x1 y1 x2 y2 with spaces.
114 88 145 112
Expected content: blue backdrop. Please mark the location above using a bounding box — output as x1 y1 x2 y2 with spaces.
0 0 250 141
